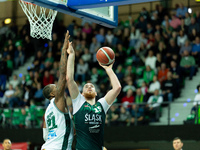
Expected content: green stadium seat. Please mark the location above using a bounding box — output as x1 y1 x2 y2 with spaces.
3 109 12 118
12 108 22 126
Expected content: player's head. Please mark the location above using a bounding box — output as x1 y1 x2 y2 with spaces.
43 84 56 100
2 139 12 150
173 137 183 150
197 85 200 92
82 83 97 100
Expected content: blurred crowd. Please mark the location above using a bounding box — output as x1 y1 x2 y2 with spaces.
0 2 200 128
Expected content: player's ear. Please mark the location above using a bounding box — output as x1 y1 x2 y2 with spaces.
95 92 97 96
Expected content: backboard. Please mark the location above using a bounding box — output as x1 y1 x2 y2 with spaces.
21 0 158 28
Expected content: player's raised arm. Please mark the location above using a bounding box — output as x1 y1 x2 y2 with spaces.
100 62 121 105
55 31 70 112
66 42 79 99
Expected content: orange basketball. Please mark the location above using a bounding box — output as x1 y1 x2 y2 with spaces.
96 47 115 66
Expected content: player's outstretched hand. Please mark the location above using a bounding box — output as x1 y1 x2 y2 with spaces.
98 61 114 70
67 42 74 54
63 30 70 51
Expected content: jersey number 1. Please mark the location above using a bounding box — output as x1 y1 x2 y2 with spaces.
47 115 57 130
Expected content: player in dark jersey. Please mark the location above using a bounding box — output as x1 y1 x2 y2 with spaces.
66 43 121 150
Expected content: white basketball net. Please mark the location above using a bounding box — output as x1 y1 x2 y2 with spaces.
19 0 58 40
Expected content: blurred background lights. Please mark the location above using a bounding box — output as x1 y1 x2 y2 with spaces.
187 98 191 102
19 73 23 78
175 113 179 117
188 8 192 14
183 103 187 107
195 89 198 93
4 18 11 24
171 118 175 122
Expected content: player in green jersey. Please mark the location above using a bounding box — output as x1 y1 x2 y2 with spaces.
66 43 121 150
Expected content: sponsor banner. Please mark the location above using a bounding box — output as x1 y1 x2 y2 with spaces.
0 142 28 150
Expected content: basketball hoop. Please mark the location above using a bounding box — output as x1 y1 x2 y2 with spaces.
19 0 57 40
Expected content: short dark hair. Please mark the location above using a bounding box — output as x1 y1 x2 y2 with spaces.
197 85 200 92
43 85 52 99
173 137 182 142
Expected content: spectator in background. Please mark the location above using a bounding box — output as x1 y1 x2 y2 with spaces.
135 88 145 104
130 104 145 125
23 85 34 107
179 40 192 56
0 84 14 107
173 137 183 150
146 23 154 35
189 28 200 43
123 80 136 93
19 108 27 128
95 28 105 44
138 7 150 21
42 70 54 87
145 50 157 71
88 67 100 85
188 17 200 35
166 38 179 63
33 50 43 71
89 37 101 67
170 60 182 87
14 45 25 69
177 30 188 47
155 53 163 72
141 81 148 96
135 32 147 50
124 65 135 81
75 58 89 83
162 72 176 102
162 15 171 27
81 48 92 63
176 3 188 18
0 58 8 90
34 83 44 105
170 14 181 30
118 106 131 126
9 85 24 108
158 63 169 84
146 89 163 121
9 74 20 89
180 50 196 80
191 36 200 65
2 139 12 150
106 104 119 126
148 75 161 95
162 20 173 41
44 51 54 69
156 41 167 58
184 12 191 26
129 26 141 48
136 16 147 32
143 66 155 85
121 89 135 108
115 65 124 82
105 30 114 47
191 85 200 114
6 55 13 77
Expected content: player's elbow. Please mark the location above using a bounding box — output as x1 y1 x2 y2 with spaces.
115 85 121 95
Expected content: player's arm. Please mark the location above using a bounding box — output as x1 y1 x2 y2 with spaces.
43 120 48 141
66 42 79 99
55 31 70 112
100 62 121 105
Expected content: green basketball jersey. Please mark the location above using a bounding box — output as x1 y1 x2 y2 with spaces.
72 93 110 150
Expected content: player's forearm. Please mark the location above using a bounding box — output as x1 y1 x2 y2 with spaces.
105 68 121 93
67 53 75 81
59 49 67 75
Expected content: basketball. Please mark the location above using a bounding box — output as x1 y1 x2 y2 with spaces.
96 47 115 66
